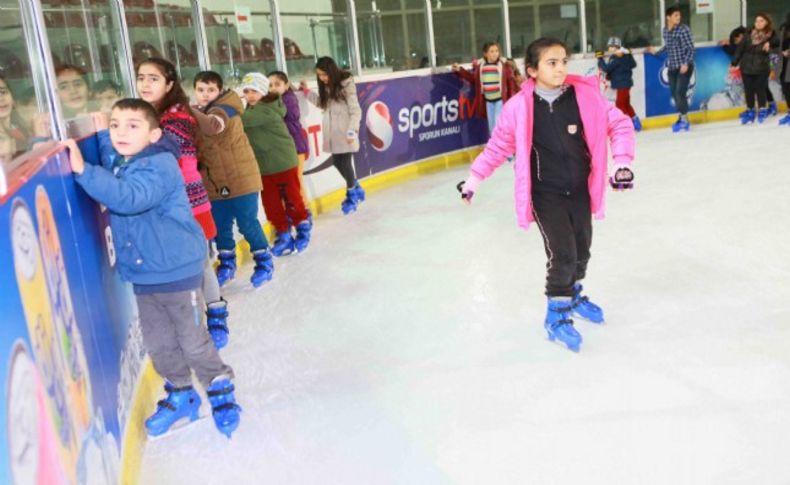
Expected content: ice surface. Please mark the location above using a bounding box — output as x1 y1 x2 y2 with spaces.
140 119 790 484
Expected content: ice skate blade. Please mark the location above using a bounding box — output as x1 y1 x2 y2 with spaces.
147 414 208 440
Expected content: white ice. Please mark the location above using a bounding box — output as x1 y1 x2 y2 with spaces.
140 119 790 485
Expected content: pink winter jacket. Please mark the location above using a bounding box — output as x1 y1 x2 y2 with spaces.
467 74 635 230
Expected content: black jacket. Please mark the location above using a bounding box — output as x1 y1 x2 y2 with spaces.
733 29 780 75
597 53 636 89
530 87 591 195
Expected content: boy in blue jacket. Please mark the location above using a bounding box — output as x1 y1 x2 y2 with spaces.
597 36 641 131
64 98 241 438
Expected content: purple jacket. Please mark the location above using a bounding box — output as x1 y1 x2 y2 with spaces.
282 90 309 155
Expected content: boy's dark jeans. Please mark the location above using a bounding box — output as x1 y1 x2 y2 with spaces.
668 63 694 115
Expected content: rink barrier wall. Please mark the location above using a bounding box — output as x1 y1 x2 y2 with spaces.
120 361 159 485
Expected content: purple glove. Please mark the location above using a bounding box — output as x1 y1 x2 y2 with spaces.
609 166 634 190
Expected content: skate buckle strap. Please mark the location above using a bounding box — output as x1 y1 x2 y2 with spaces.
207 384 235 397
166 384 194 393
555 305 573 313
558 318 574 325
572 296 589 308
212 402 241 412
157 399 177 411
208 324 229 332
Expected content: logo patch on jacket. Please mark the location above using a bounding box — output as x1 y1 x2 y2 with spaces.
220 186 230 197
567 124 578 135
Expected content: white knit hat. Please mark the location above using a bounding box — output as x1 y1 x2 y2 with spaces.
240 72 269 96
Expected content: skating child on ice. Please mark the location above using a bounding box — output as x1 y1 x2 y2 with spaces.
136 58 229 350
597 37 641 131
268 70 311 208
64 99 240 437
459 38 636 353
241 73 312 256
298 57 365 215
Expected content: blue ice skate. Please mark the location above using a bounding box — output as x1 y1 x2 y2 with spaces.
757 107 769 124
251 249 274 287
671 118 690 132
294 220 312 253
145 383 202 437
767 101 777 117
571 283 605 324
544 298 582 352
350 181 366 203
272 231 296 256
740 108 755 125
206 299 229 349
216 250 236 287
341 190 358 215
632 115 642 132
780 113 790 126
207 377 241 438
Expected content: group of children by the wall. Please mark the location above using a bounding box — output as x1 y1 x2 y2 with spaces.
62 55 363 440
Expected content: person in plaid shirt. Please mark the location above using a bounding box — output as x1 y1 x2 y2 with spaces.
648 5 695 132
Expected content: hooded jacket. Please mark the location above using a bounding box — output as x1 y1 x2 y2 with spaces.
468 75 635 230
597 51 637 89
76 130 206 285
196 90 262 200
242 96 299 176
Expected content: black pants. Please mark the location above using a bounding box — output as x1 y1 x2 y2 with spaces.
532 190 592 297
332 153 357 188
782 81 790 108
668 64 694 115
742 73 769 109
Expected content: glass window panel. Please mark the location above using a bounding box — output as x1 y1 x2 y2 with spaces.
280 1 350 80
536 2 582 53
585 0 661 51
125 0 200 93
357 0 429 73
432 0 505 65
201 0 276 88
1 0 56 172
42 0 134 136
509 4 537 60
673 0 713 42
746 0 788 30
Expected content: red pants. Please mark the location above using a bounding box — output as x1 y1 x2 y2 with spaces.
615 88 636 118
260 167 309 233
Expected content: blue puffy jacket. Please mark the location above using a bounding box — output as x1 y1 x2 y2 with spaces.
598 53 636 89
75 130 206 285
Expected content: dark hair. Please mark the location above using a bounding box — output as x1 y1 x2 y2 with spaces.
524 38 568 71
93 79 122 95
193 70 223 90
268 70 293 91
136 57 188 113
753 12 773 33
729 26 747 44
482 42 500 55
315 56 351 109
55 64 88 82
665 5 681 17
111 98 160 128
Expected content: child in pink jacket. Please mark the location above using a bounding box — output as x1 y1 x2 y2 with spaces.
460 38 636 353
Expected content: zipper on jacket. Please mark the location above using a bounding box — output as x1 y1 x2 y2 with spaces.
532 146 542 181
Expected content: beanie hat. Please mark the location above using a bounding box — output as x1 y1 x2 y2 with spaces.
606 36 622 48
240 72 269 96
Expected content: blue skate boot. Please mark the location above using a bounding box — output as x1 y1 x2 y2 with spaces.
757 107 769 124
341 189 358 215
206 299 229 349
767 101 777 117
632 115 642 132
145 383 202 437
207 376 241 438
571 283 605 324
780 113 790 126
350 181 366 203
544 297 582 352
294 220 312 253
251 249 274 287
671 117 690 132
272 231 296 256
215 250 236 287
740 108 756 125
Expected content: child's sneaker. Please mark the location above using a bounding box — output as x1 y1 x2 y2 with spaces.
145 382 202 437
206 299 229 349
215 250 236 287
251 249 273 287
571 283 604 323
207 376 241 438
544 297 582 352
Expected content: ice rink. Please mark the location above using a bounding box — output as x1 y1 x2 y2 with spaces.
141 119 790 484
